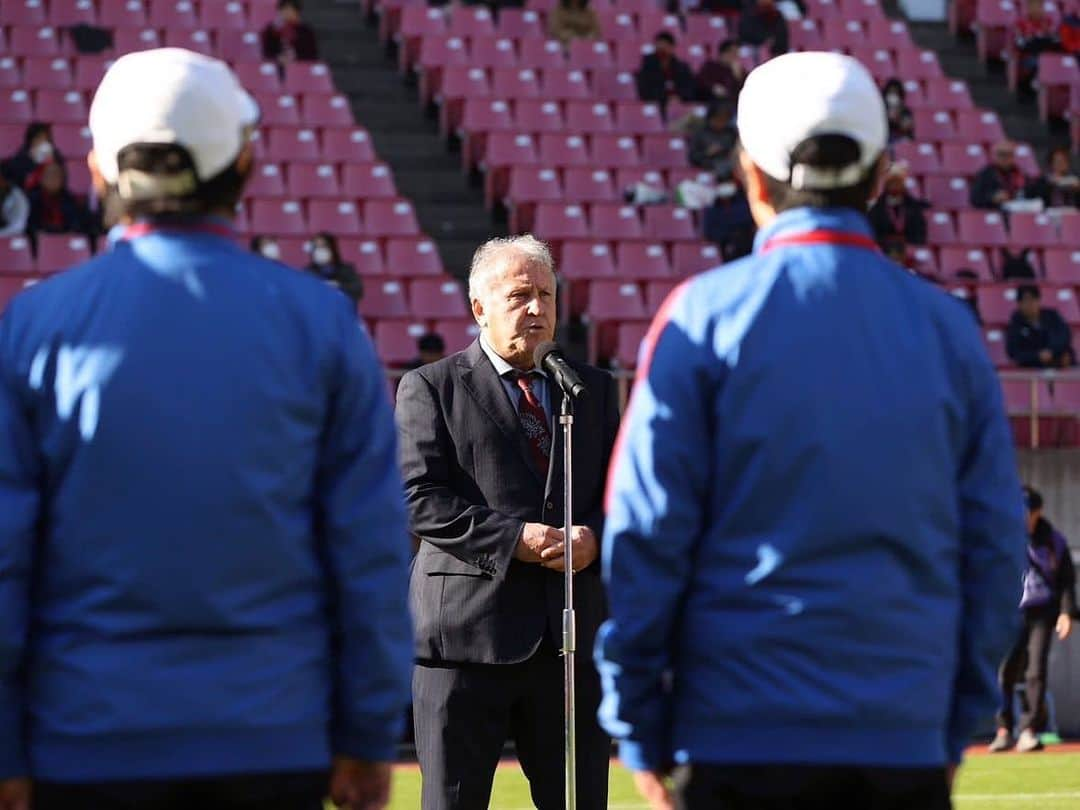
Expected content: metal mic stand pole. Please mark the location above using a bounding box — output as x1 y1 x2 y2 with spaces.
560 391 576 810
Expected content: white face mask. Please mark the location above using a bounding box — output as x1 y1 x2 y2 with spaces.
260 242 281 260
312 246 332 266
31 141 54 164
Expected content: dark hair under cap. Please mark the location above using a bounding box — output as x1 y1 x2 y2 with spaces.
1024 486 1043 512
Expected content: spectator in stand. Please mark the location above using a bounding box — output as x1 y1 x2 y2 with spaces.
0 165 30 238
1014 0 1061 94
695 39 747 102
688 100 738 175
738 0 790 56
250 234 283 261
867 162 928 250
1028 146 1079 209
1006 285 1075 368
261 0 319 69
971 141 1030 210
305 231 363 305
1 122 65 192
636 32 696 111
881 78 916 144
547 0 601 46
405 332 447 369
989 486 1075 754
26 163 91 238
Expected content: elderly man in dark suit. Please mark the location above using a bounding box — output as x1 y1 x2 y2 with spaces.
396 235 619 810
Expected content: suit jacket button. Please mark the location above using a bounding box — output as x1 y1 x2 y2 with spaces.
545 500 554 510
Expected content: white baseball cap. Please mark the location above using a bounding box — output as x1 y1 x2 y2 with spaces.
737 51 887 191
89 48 259 194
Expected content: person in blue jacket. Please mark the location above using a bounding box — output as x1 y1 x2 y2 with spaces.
0 48 412 810
597 51 1026 810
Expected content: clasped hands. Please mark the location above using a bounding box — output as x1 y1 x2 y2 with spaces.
515 523 598 572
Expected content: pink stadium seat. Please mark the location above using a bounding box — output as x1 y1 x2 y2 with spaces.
373 320 427 366
534 202 590 243
22 57 73 89
924 176 971 210
482 131 540 170
364 199 421 237
322 129 377 163
614 40 651 72
302 94 354 128
472 36 520 70
542 68 592 101
34 90 87 124
615 101 664 135
684 13 730 44
307 200 363 236
518 39 567 71
839 0 885 20
437 67 491 134
0 126 22 155
923 79 975 111
912 109 956 141
36 234 92 274
200 0 248 30
563 168 618 203
0 90 34 124
247 163 287 197
287 164 341 199
643 205 696 241
644 279 680 311
360 280 411 320
1036 53 1077 121
99 0 149 26
497 9 546 39
251 199 307 235
6 0 47 25
564 100 615 134
397 6 447 71
506 167 562 231
270 237 308 268
411 277 469 319
597 9 639 41
113 27 164 54
957 209 1009 248
585 280 646 321
1012 143 1040 177
259 94 301 126
0 277 39 310
65 160 91 196
820 18 866 50
217 30 263 62
1043 249 1080 283
590 203 643 240
417 37 468 102
10 26 61 57
617 241 672 280
590 134 642 169
1009 212 1061 249
492 67 541 99
265 127 321 162
672 242 720 276
233 62 282 94
635 10 682 39
285 63 336 95
983 327 1010 367
385 237 444 277
940 143 988 176
1047 286 1080 322
789 18 825 51
896 49 944 80
561 240 618 280
926 211 958 245
514 99 565 133
866 17 914 50
0 59 20 89
641 134 689 169
892 142 941 176
939 247 995 280
590 68 638 101
975 285 1017 325
72 56 111 90
459 98 514 167
568 40 615 71
0 237 35 275
447 5 496 38
343 162 399 199
434 319 482 353
339 238 385 276
540 133 590 167
954 109 1006 144
150 0 198 27
163 28 214 55
612 320 650 367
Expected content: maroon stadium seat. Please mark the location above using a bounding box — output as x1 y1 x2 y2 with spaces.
518 39 568 71
163 29 214 56
1009 212 1061 249
564 100 616 134
542 68 592 101
590 134 642 169
1043 249 1080 284
434 319 482 353
6 0 48 25
22 57 74 89
150 0 198 28
983 327 1010 367
561 240 618 280
0 58 21 89
360 280 411 319
0 276 39 310
307 199 363 236
364 199 421 237
447 5 496 38
233 62 283 93
514 99 565 133
534 202 590 243
470 36 519 69
584 280 647 321
672 242 721 276
643 205 696 241
0 237 35 275
923 79 975 111
616 241 673 280
912 109 956 141
218 30 264 62
926 211 958 245
113 27 164 55
590 69 638 101
287 163 342 199
322 129 377 163
590 203 643 241
385 237 444 277
567 40 615 71
285 63 336 95
200 0 248 30
953 109 1006 144
497 9 545 39
373 320 427 366
613 320 650 367
259 94 302 127
976 285 1018 325
343 162 399 199
492 67 542 99
640 134 689 169
1 90 35 124
539 133 590 167
34 90 88 124
938 247 995 280
411 277 469 319
36 234 92 274
684 13 730 45
924 176 970 210
339 238 386 276
301 94 354 128
957 210 1009 248
892 142 941 175
506 167 563 230
563 168 618 203
250 199 308 236
265 127 321 162
247 163 287 197
51 123 92 157
614 101 664 135
9 26 62 57
939 143 988 176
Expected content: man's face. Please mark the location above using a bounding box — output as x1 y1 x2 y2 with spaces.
884 175 906 197
1018 293 1041 321
41 163 64 193
654 38 674 58
472 254 557 370
281 3 300 22
994 145 1016 171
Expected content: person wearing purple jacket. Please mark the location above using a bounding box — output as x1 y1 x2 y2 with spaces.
990 486 1077 753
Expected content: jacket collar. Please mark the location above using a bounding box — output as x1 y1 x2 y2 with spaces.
752 207 875 255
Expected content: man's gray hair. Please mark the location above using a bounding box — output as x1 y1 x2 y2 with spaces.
467 234 555 301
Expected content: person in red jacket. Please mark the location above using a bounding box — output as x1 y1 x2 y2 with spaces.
261 0 319 70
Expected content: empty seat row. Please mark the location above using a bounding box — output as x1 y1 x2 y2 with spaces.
913 246 1080 282
922 209 1079 250
530 202 704 244
240 198 421 238
359 276 468 321
892 138 1037 175
3 0 278 29
244 162 398 200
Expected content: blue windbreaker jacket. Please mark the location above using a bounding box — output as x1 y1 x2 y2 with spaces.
0 221 413 782
597 207 1026 771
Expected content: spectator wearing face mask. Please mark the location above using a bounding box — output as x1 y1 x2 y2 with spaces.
971 141 1031 210
250 234 284 262
261 0 319 69
881 78 915 144
738 0 790 56
26 162 91 238
867 162 928 250
2 122 65 192
695 39 746 102
0 165 30 238
305 231 363 305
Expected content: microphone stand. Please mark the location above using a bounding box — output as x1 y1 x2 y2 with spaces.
560 391 577 810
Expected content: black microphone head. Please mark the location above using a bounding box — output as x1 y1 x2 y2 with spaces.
533 341 560 370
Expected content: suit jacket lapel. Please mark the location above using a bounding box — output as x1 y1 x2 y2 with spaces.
459 340 546 485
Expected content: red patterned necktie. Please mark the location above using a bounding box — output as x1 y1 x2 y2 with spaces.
512 372 552 475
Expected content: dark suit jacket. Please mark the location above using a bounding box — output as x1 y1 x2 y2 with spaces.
635 53 696 106
396 340 620 666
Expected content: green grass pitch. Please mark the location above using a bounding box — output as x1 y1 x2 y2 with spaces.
367 750 1080 809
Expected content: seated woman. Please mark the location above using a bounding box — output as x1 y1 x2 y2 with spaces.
1027 147 1078 209
27 162 91 238
547 0 601 46
261 0 319 68
304 231 363 305
2 122 66 192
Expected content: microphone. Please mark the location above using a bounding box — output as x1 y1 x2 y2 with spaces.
534 341 588 401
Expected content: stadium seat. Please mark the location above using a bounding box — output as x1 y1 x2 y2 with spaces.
975 285 1018 324
1036 53 1077 121
1048 287 1080 322
66 161 91 195
542 68 591 101
612 320 649 367
0 276 39 309
5 0 47 25
373 320 427 366
534 202 590 243
386 237 444 277
912 109 956 141
908 245 940 277
9 26 61 57
200 0 247 29
343 163 399 199
271 237 309 268
866 17 914 50
616 241 672 280
164 29 214 56
1009 212 1060 249
287 163 341 199
259 94 301 127
590 69 638 102
984 327 1010 367
113 27 164 54
563 168 618 203
0 236 35 275
497 9 545 39
643 205 696 241
892 142 941 176
924 176 971 210
939 143 988 176
36 234 92 274
923 79 975 112
957 210 1009 248
247 163 287 197
561 241 618 280
307 200 363 236
416 37 468 102
217 30 263 63
0 126 22 155
447 5 496 38
23 57 74 89
0 58 20 89
672 242 721 276
233 62 282 93
616 167 664 194
584 280 646 322
564 100 616 134
285 63 336 95
896 49 944 80
339 238 386 276
590 203 643 240
926 211 958 245
150 0 198 27
540 133 590 167
99 0 149 26
437 67 492 135
265 127 321 162
1043 249 1080 284
492 67 541 99
644 279 681 311
359 279 411 319
302 94 355 128
470 36 519 69
939 246 995 280
518 39 567 71
0 90 34 124
434 318 482 353
506 167 563 231
364 199 421 237
322 129 377 163
411 277 469 319
684 13 730 45
514 99 566 133
597 9 638 41
481 132 539 205
589 134 642 169
615 101 664 135
567 40 615 71
250 199 308 236
34 90 88 124
790 19 825 51
640 134 689 169
953 109 1007 144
